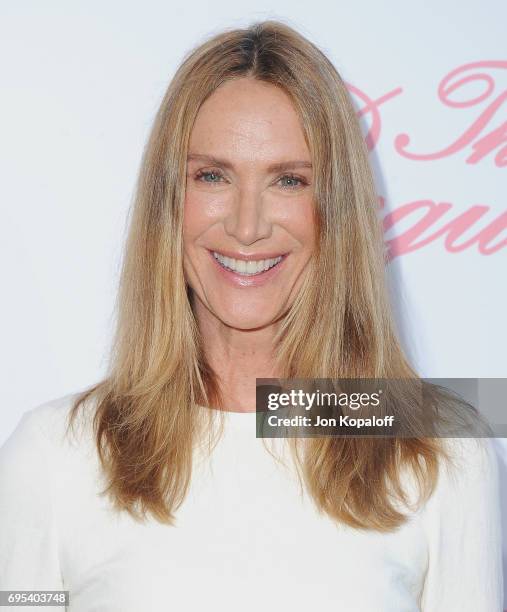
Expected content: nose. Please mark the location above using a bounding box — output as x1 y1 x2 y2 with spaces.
223 186 272 245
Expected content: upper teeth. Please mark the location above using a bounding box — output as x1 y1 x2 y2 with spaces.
213 252 283 275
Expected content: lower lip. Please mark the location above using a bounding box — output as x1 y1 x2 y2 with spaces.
208 250 289 287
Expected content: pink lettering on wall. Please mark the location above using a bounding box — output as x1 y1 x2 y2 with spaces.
395 61 507 165
380 198 507 261
346 61 507 258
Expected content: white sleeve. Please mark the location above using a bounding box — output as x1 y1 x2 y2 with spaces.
0 409 65 609
419 437 504 611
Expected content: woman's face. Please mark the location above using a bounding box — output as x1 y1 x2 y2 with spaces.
183 77 315 330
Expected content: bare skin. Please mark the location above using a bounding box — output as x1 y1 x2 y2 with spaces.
183 77 316 412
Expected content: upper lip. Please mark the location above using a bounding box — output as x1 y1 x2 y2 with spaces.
209 248 287 261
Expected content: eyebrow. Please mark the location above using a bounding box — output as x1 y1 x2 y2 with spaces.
186 153 312 173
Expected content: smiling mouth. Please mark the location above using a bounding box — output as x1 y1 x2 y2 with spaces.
212 251 285 276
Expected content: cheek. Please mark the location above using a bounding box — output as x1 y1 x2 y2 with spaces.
183 192 223 241
278 199 317 249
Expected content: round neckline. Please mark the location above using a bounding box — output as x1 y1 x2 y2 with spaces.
198 405 257 431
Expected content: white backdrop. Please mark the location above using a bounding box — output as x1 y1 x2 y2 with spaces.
1 1 506 606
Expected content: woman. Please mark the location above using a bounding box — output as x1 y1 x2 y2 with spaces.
0 19 503 611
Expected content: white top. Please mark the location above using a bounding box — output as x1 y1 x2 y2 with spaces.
0 393 503 611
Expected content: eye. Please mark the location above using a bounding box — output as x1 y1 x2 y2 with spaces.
194 169 225 184
277 174 309 189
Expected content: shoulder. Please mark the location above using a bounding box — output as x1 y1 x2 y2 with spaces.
0 391 97 477
417 440 504 609
0 390 103 526
420 437 501 521
437 437 499 491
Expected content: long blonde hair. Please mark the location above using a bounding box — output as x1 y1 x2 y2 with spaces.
68 19 474 531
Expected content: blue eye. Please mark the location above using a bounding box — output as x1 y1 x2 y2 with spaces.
193 169 309 189
195 170 224 183
279 174 306 189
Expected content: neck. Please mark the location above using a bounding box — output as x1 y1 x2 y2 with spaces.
194 298 283 412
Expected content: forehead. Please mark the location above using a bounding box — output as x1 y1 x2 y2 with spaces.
188 78 310 163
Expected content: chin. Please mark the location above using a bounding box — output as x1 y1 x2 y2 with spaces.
214 306 280 331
